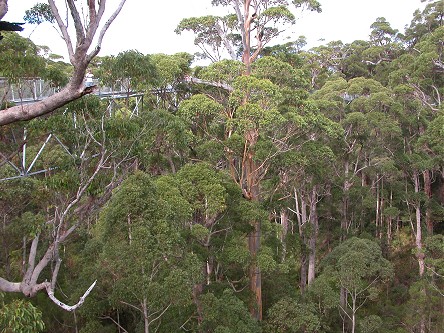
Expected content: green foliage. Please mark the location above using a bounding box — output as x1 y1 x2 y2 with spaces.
200 290 261 333
324 237 394 287
179 94 224 125
176 163 227 217
0 33 46 80
97 50 156 92
359 315 383 333
265 297 321 333
0 299 45 333
200 59 245 83
24 3 55 25
3 2 444 332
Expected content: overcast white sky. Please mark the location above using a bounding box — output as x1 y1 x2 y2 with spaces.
5 0 427 61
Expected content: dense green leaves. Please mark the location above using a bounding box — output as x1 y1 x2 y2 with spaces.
0 299 45 333
2 2 444 332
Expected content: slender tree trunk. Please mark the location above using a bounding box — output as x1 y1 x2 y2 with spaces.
142 297 149 333
249 220 261 320
387 190 393 245
413 171 425 277
375 176 380 238
280 208 288 260
423 170 433 235
298 190 308 293
341 160 351 240
307 186 318 286
413 171 426 333
351 294 356 333
339 289 348 333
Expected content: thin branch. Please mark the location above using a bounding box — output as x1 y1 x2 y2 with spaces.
101 315 129 333
147 303 171 324
46 280 97 312
92 0 127 62
119 300 144 314
48 0 75 61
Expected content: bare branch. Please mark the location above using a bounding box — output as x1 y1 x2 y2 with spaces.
93 0 127 62
66 0 86 44
48 0 75 60
46 280 97 312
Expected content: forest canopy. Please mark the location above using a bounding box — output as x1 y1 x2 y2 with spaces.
0 1 443 333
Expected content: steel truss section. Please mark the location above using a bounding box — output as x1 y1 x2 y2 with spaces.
0 129 74 182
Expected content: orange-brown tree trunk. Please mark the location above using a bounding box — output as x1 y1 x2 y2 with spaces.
244 135 262 320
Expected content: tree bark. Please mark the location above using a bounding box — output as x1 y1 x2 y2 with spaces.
423 170 433 235
0 83 95 125
297 190 308 293
341 160 351 240
245 142 262 320
413 171 425 277
0 0 127 126
249 220 262 320
142 297 150 333
280 208 288 260
0 0 7 20
242 0 253 75
307 186 318 286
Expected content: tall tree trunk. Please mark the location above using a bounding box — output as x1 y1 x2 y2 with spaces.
242 0 252 75
375 176 380 238
423 170 433 235
413 171 425 277
297 190 308 293
351 294 356 333
295 188 307 293
307 185 318 286
413 171 426 333
243 133 262 320
280 208 289 260
341 160 351 240
248 220 261 320
192 283 204 328
387 190 393 245
142 297 149 333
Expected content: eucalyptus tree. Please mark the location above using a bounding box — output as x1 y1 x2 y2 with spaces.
319 237 394 333
86 172 200 333
312 76 403 242
0 32 46 103
389 13 443 278
177 3 323 319
177 0 321 73
0 0 127 125
403 0 444 48
0 95 150 310
179 53 339 318
179 69 286 319
150 52 194 111
97 50 157 107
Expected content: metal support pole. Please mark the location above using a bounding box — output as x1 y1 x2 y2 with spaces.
27 134 52 174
